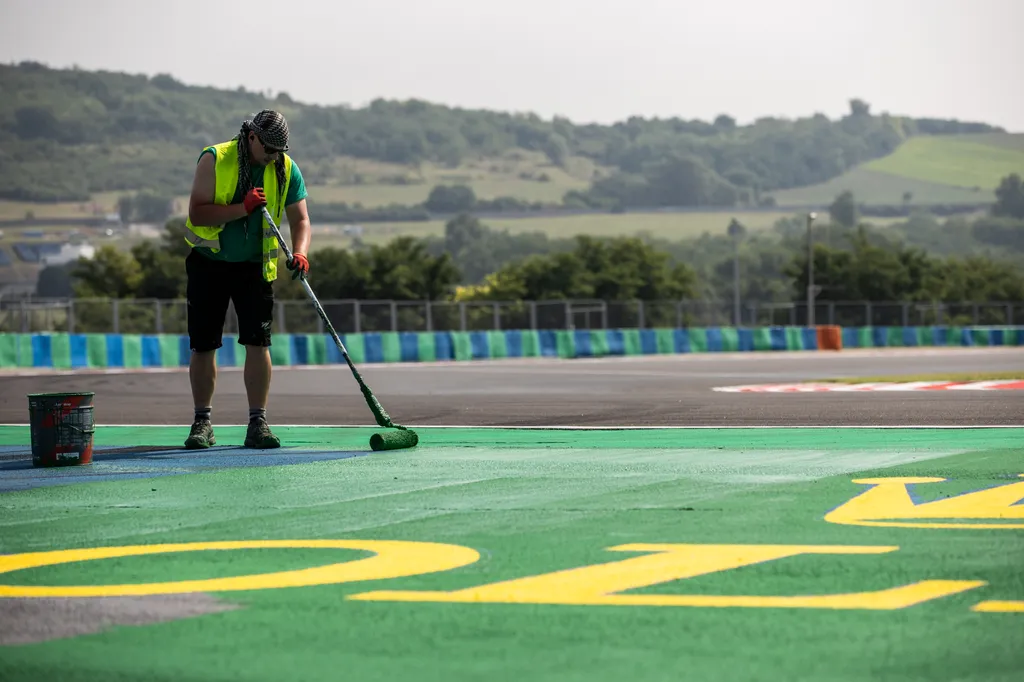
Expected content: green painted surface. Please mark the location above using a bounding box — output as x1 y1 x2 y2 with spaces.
416 333 436 363
49 333 71 368
0 426 1022 682
622 329 642 355
719 327 739 352
785 327 804 350
122 334 142 368
380 332 401 364
589 329 610 356
487 330 507 359
689 327 708 352
655 328 674 353
753 328 773 351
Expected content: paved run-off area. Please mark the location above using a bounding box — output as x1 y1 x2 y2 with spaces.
0 425 1022 682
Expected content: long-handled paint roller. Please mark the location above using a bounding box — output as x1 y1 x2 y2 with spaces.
260 206 418 452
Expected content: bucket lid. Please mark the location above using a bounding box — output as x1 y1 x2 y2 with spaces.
27 392 96 398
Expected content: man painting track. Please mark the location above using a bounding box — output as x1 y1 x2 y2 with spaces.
182 109 311 450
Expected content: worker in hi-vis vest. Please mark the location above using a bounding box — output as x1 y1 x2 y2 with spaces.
182 109 311 450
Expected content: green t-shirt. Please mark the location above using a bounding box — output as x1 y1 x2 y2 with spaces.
193 147 308 263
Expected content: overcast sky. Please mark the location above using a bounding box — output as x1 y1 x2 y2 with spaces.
3 0 1021 131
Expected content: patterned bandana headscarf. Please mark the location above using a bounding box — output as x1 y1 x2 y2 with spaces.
235 109 290 207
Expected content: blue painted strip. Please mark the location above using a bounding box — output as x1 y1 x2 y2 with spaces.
991 328 1004 346
31 335 51 367
538 330 558 357
674 328 690 353
606 330 624 355
106 334 124 367
178 335 191 366
399 332 420 362
433 332 453 361
363 334 384 363
469 331 490 359
933 326 947 346
573 330 593 357
639 329 657 354
505 330 523 358
802 327 818 350
737 329 754 352
960 328 973 346
705 327 723 352
772 327 789 350
292 335 309 365
70 334 88 368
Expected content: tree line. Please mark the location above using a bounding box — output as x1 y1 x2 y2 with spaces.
1 62 1001 209
39 176 1024 330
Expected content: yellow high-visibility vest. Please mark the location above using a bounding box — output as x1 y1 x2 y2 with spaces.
184 139 292 282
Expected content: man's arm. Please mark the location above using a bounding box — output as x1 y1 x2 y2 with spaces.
285 199 312 256
187 153 250 227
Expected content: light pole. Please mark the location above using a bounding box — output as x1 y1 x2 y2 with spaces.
727 218 745 327
806 212 817 326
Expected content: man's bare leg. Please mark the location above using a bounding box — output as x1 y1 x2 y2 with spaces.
243 345 280 449
185 350 218 449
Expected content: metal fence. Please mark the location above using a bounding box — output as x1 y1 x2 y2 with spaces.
2 298 1021 335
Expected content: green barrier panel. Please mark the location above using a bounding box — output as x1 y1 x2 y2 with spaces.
49 334 71 369
655 328 675 353
752 328 773 351
86 334 107 367
488 331 508 359
719 327 740 352
785 327 803 350
269 335 291 366
857 327 873 348
945 326 962 346
919 327 933 346
159 335 179 367
307 335 328 365
450 332 473 361
622 329 642 355
555 330 575 358
0 335 16 367
688 328 708 352
341 334 363 364
971 328 989 346
380 333 401 363
417 333 436 363
886 327 903 347
589 329 610 357
521 330 540 357
122 334 143 368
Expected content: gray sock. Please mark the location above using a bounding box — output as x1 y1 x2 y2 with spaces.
194 407 212 422
249 407 266 422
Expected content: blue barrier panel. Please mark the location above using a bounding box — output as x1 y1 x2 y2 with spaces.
505 330 523 358
573 330 593 357
470 331 490 359
705 327 723 352
178 335 191 366
738 329 754 352
674 328 691 353
106 334 124 367
399 332 420 362
70 334 88 368
605 330 625 355
141 335 161 367
639 329 658 355
363 334 384 363
538 330 558 357
802 327 819 350
292 335 309 366
31 335 51 367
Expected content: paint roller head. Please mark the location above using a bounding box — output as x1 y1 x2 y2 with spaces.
369 429 419 451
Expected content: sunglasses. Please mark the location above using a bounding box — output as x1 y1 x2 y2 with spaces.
256 134 288 154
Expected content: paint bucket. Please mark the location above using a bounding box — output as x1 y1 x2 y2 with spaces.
27 392 96 467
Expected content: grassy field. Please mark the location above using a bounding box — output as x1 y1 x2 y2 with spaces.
767 167 990 207
862 134 1024 190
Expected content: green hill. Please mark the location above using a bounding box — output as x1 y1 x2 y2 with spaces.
769 133 1024 207
0 62 1004 212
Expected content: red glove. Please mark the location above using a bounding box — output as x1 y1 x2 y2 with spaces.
287 253 309 280
243 187 266 214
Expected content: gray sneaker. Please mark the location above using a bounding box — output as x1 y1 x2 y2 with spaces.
184 418 216 449
244 416 281 449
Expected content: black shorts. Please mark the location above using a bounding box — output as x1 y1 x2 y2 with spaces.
185 250 274 352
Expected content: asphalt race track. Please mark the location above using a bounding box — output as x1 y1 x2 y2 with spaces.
2 347 1022 428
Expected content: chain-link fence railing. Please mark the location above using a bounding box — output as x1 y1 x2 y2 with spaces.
0 297 1020 334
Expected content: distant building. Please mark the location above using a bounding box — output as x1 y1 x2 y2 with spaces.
40 242 96 267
